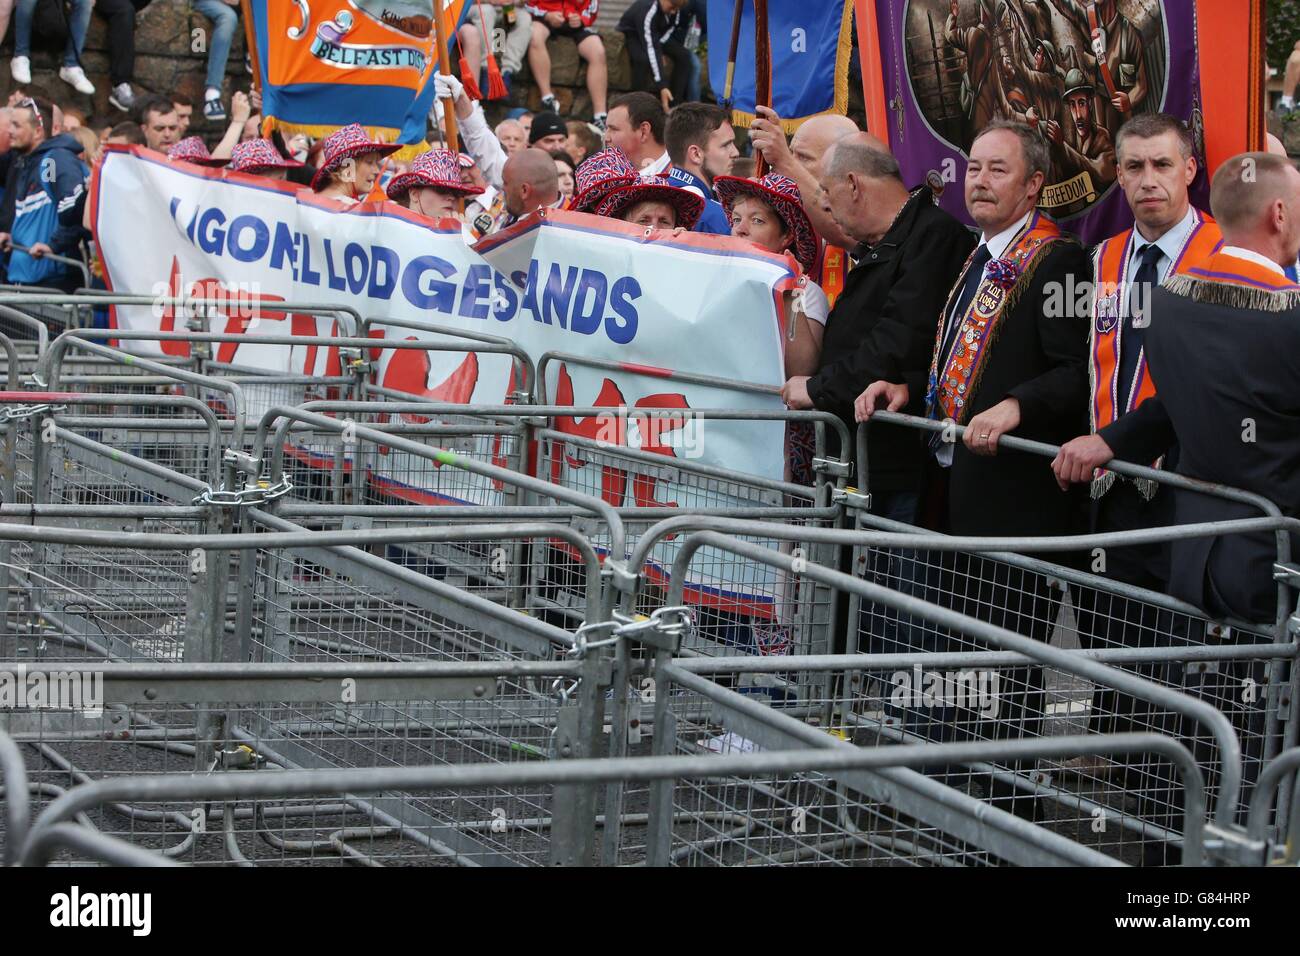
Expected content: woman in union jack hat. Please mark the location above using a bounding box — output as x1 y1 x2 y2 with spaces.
713 172 828 486
713 172 828 377
386 148 485 228
311 123 401 204
227 138 304 181
575 147 704 230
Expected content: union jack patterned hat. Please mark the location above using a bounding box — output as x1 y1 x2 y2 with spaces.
713 172 820 271
310 123 401 191
228 138 304 174
386 149 485 201
572 148 640 213
595 173 705 230
167 135 227 167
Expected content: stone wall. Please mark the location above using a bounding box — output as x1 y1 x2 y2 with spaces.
0 1 681 133
0 2 860 139
1 1 252 131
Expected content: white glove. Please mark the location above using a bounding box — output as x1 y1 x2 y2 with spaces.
434 72 464 103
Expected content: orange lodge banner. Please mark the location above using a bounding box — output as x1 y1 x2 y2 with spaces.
852 0 1263 245
245 0 472 159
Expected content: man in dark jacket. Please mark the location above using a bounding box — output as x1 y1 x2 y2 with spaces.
0 97 87 292
856 122 1091 813
1056 151 1300 626
858 121 1091 540
783 133 975 524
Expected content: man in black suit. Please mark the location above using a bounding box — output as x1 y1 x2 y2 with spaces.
1054 151 1300 625
856 121 1091 813
782 133 976 526
1053 152 1300 836
856 120 1091 538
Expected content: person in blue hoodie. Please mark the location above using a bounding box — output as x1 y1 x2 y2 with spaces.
663 101 737 236
0 96 87 291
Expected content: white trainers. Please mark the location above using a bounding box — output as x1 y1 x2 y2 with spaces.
59 65 95 95
11 56 31 85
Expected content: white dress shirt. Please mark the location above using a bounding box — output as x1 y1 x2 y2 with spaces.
1128 204 1198 283
1218 245 1287 277
643 150 672 176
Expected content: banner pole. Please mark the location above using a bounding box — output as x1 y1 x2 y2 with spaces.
853 0 890 147
435 1 461 154
239 0 263 134
722 0 744 110
753 0 771 177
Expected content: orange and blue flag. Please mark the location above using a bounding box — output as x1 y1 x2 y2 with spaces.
245 0 471 158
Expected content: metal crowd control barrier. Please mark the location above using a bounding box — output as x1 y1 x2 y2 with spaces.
1246 747 1300 864
1 715 1194 867
847 412 1299 850
3 243 93 291
626 529 1237 867
0 510 1273 865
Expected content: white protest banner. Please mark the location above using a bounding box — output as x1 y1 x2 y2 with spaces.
92 146 800 631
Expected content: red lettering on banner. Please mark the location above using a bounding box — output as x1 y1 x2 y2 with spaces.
550 362 690 508
157 257 191 358
382 340 479 412
629 392 688 508
551 363 629 506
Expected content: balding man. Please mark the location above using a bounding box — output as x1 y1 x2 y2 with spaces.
750 107 865 310
1061 152 1300 624
783 133 973 524
749 105 860 249
498 147 562 231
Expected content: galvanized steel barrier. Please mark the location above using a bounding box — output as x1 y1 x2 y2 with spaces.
0 290 1295 867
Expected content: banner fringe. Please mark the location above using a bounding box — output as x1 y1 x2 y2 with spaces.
728 0 854 134
264 116 429 162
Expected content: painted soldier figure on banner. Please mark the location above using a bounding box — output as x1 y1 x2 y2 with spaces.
908 0 1168 225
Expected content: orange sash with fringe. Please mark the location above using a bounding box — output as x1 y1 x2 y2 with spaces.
927 212 1067 424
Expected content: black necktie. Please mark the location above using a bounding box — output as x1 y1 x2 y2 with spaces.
1118 243 1163 413
940 243 993 362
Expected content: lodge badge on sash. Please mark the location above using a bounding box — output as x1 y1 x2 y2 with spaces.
973 283 1004 320
1095 291 1120 333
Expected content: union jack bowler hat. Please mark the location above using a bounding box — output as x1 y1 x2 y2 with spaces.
572 147 640 213
310 123 401 191
386 149 485 201
167 135 227 167
713 172 820 271
595 174 705 230
228 138 304 174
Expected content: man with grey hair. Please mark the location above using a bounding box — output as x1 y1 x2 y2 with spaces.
783 132 973 524
495 118 527 157
855 121 1091 816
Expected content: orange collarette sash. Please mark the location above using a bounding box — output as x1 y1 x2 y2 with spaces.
1176 250 1300 295
814 242 847 308
1089 210 1221 498
926 211 1067 424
